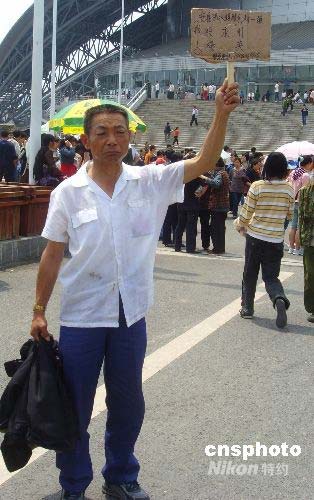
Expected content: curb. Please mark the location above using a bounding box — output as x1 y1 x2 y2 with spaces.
0 236 47 269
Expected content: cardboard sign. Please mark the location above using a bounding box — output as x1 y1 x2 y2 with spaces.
191 8 271 63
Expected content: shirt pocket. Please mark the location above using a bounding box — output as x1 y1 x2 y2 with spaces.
127 198 154 237
71 208 98 229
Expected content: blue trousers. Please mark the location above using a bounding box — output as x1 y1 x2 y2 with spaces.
231 191 243 217
56 300 147 494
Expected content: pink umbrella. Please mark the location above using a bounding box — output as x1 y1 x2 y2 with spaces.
276 141 314 161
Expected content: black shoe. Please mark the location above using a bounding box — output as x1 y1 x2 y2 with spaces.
102 480 150 499
239 308 254 319
275 298 287 328
208 249 225 255
60 489 85 499
307 313 314 323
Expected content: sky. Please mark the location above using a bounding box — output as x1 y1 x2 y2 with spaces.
0 0 33 43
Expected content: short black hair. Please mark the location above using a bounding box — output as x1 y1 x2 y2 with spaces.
84 104 129 136
300 155 313 167
156 150 164 156
171 152 183 162
251 147 256 153
1 130 9 138
252 157 262 168
41 133 56 148
262 152 288 180
223 145 230 152
13 130 21 139
216 157 225 170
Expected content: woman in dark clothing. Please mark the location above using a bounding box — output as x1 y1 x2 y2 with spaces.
200 158 230 254
174 178 200 253
59 137 77 177
198 173 211 251
34 134 64 186
230 156 250 218
174 152 200 253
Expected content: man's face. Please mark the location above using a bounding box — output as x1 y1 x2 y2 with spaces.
82 112 130 164
49 140 58 151
253 160 263 173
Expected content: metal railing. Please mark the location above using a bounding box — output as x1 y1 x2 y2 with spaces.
127 84 148 110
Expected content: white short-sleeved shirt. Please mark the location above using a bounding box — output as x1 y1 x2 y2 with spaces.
42 161 184 328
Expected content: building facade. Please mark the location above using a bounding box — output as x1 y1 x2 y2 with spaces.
96 0 314 99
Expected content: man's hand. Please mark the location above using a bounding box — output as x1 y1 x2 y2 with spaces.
195 186 207 198
215 79 240 115
30 312 50 342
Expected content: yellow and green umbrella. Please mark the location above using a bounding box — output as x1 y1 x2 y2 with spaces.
48 99 146 134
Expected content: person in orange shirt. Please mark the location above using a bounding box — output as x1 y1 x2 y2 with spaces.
172 127 180 146
144 144 156 164
155 150 166 165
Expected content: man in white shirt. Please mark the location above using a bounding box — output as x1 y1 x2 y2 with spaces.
155 81 160 99
208 84 214 100
274 81 279 102
190 106 199 126
9 130 21 157
30 79 239 500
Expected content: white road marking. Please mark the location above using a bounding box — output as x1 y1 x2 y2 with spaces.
0 272 294 486
156 247 303 267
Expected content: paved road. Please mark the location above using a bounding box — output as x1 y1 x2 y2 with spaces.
0 219 313 500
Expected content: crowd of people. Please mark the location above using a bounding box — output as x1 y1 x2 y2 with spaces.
1 122 314 326
1 80 313 500
0 130 28 182
0 130 92 186
119 139 314 325
148 79 314 108
33 133 92 186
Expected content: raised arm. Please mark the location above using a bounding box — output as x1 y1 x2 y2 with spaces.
184 79 239 184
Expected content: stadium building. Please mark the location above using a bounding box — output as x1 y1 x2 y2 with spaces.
97 0 314 99
1 0 314 125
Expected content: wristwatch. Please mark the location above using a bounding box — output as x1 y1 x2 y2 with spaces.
33 303 46 313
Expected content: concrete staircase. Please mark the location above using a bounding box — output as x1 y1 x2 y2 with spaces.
134 99 314 153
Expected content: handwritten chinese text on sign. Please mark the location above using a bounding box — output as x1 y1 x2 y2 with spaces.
191 9 271 63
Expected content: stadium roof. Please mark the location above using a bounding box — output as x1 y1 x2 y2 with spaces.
0 0 167 124
272 20 314 50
